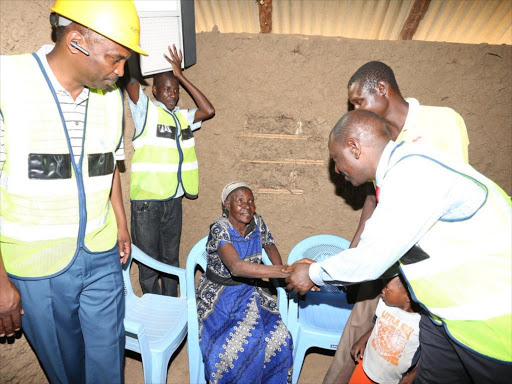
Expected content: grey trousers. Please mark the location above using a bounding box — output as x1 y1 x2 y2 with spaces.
323 280 382 384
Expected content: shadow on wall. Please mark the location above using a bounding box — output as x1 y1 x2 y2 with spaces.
328 159 367 211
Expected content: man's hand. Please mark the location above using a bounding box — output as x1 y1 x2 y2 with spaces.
281 258 315 273
0 279 23 338
164 44 184 79
285 263 316 295
117 227 131 264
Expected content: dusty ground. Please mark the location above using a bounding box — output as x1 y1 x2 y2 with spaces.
1 1 511 383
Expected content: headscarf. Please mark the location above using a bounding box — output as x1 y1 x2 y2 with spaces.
220 181 251 216
221 181 251 203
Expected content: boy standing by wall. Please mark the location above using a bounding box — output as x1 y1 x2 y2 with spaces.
126 45 214 296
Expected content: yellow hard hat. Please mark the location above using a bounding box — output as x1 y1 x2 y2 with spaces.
51 0 148 56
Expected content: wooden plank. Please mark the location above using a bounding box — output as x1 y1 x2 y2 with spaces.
258 0 272 33
258 188 304 195
240 132 310 140
242 159 325 166
399 0 431 40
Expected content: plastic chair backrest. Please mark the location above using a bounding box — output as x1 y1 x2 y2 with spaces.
122 244 188 384
185 236 209 384
286 234 354 384
287 234 353 332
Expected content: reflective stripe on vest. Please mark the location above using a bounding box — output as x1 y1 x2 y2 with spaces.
130 103 198 200
0 53 123 278
387 151 512 362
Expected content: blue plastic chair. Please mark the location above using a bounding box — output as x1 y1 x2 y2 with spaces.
185 236 208 384
261 249 289 324
286 234 354 384
122 244 188 384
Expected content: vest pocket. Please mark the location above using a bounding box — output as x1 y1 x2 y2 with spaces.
28 153 71 179
88 152 115 177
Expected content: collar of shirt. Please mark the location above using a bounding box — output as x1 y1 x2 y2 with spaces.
153 100 180 115
375 140 399 188
36 44 89 105
401 97 420 135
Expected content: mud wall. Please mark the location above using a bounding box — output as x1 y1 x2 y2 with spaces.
1 1 511 382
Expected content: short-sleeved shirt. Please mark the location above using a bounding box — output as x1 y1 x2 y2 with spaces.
128 84 201 198
0 45 124 171
397 98 469 163
363 299 421 384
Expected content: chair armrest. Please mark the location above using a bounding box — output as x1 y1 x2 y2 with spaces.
276 287 288 324
131 244 187 292
124 318 144 336
124 318 152 368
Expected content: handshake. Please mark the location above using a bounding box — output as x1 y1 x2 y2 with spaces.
280 258 321 295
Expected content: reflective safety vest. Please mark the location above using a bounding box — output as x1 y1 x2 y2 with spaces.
130 102 198 200
0 53 123 278
386 148 512 362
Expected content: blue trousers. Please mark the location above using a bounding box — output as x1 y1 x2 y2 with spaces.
131 198 182 297
12 246 125 384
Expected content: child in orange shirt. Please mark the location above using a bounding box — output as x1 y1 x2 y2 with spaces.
349 267 420 384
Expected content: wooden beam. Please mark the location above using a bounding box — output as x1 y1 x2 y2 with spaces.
258 0 272 33
242 159 325 166
258 188 304 195
399 0 431 40
240 132 310 140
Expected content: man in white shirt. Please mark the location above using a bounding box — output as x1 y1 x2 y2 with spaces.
285 110 511 383
323 61 470 384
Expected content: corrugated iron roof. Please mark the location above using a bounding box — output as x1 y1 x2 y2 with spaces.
195 0 511 45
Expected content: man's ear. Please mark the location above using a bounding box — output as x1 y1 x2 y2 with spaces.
376 81 388 97
66 30 86 55
347 137 361 160
152 85 157 98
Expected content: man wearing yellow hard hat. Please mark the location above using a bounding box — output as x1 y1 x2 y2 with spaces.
0 1 147 382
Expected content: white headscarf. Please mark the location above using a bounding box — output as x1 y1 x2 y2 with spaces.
221 181 251 204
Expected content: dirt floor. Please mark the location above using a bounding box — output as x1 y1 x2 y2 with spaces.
1 1 511 383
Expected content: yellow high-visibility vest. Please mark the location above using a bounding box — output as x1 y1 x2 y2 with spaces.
386 149 512 362
130 103 198 200
0 53 123 278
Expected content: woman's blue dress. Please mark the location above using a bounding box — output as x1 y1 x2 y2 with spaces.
197 213 293 384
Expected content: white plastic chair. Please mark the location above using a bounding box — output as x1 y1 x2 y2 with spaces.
122 244 188 384
286 234 354 384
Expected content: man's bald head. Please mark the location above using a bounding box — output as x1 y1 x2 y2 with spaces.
328 110 391 186
330 109 391 148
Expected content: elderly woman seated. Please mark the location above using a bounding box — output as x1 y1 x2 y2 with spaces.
196 181 293 384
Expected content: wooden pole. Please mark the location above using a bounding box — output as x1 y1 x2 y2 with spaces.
258 0 272 34
399 0 431 40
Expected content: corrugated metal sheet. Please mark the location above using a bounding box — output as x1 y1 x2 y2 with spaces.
415 0 512 45
194 0 511 45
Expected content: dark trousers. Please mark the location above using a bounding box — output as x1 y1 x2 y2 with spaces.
416 314 512 384
131 197 182 297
